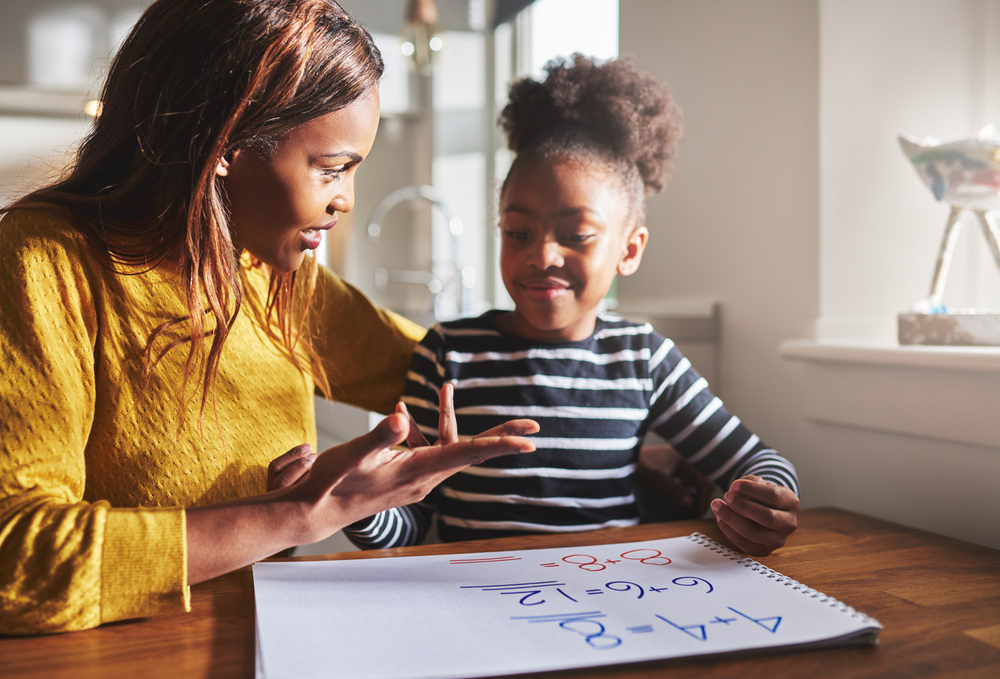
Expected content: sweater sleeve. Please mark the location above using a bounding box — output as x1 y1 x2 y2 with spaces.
646 334 799 496
309 265 426 415
0 212 188 634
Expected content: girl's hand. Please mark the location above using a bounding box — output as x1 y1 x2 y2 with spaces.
635 444 715 517
266 444 317 491
710 475 799 557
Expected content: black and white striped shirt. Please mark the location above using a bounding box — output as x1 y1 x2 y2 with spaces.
344 311 798 548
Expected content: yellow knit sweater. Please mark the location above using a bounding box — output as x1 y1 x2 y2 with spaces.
0 210 424 634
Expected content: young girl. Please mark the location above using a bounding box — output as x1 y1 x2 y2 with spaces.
0 0 535 635
345 55 800 557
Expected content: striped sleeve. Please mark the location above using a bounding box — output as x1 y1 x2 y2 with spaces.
646 336 799 496
341 503 434 550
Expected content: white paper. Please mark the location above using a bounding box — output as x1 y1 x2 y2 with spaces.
252 534 879 679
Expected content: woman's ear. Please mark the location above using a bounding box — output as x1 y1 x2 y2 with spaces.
214 148 240 177
617 225 649 277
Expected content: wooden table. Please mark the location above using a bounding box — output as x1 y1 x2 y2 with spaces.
2 507 999 678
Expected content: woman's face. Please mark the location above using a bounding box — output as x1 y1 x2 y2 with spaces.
219 89 380 272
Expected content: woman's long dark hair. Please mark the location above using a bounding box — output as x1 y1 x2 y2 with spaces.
2 0 383 419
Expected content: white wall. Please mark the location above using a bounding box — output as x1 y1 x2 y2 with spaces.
621 0 1000 549
618 0 820 492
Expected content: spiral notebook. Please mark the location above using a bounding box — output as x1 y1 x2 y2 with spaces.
252 533 881 679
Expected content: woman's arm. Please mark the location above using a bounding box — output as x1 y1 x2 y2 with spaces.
0 213 191 634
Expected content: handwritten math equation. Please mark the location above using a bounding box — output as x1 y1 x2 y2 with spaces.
455 547 783 651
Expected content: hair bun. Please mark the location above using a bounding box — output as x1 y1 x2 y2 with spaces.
500 54 682 194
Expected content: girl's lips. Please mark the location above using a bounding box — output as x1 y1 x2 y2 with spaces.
523 279 570 300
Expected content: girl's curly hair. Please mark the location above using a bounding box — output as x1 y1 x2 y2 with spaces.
499 54 682 223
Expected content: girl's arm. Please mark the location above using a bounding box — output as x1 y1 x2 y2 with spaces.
648 337 799 556
342 504 434 550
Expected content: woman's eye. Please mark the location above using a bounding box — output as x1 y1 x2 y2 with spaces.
504 230 530 240
321 164 350 178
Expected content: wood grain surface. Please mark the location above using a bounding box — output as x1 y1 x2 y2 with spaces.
2 507 998 678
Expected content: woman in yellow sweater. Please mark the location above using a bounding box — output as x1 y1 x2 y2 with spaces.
0 0 537 634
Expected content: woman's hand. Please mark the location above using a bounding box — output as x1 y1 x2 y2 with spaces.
186 385 537 584
294 384 539 541
634 444 715 517
710 475 799 557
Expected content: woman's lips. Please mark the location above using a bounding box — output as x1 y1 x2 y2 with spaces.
301 221 337 250
301 229 323 250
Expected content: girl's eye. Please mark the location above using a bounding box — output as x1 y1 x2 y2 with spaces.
504 229 530 240
562 233 593 244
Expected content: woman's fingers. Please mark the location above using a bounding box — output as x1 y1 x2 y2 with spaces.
437 384 458 445
423 435 536 473
266 444 316 490
306 422 534 518
473 419 540 438
269 444 312 475
397 402 430 448
395 387 538 449
270 456 317 490
315 413 410 473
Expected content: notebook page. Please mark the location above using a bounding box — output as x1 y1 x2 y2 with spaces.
253 533 880 679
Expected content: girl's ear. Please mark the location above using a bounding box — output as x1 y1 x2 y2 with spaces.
617 225 649 276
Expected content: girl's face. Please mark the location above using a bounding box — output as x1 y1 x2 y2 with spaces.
218 89 380 272
498 158 648 342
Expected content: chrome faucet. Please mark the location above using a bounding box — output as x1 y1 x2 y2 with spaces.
366 185 475 321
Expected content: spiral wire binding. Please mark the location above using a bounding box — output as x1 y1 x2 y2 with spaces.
686 533 881 628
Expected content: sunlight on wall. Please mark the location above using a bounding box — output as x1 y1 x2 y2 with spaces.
27 5 105 91
370 32 411 117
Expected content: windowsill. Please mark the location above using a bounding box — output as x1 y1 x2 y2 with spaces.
780 339 1000 450
780 338 1000 374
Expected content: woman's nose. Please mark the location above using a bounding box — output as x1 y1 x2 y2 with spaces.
329 179 354 214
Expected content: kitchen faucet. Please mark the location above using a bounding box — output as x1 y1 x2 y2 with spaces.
366 184 475 321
